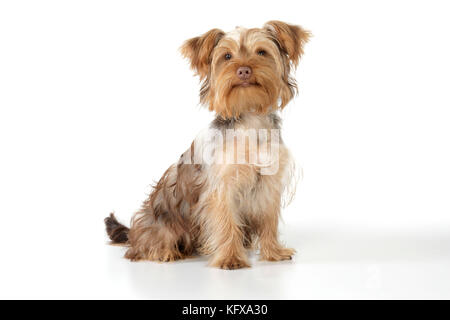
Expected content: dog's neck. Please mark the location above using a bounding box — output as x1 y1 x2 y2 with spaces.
211 112 281 131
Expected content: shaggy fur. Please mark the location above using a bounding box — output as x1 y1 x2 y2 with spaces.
105 21 310 269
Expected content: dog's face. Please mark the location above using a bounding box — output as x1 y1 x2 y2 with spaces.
181 21 310 118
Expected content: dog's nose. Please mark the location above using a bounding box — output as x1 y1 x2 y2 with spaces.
236 66 252 80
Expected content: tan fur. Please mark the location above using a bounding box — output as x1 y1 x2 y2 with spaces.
105 21 310 269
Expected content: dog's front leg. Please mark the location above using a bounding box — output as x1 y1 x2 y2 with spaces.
207 197 250 269
205 170 250 270
258 200 295 261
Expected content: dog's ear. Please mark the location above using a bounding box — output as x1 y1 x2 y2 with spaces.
264 21 311 67
180 29 225 79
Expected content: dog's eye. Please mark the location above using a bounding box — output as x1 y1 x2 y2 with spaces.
224 53 232 60
257 50 266 56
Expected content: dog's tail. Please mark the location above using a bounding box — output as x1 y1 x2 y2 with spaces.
104 213 129 244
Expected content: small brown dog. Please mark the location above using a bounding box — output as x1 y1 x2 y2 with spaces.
105 21 310 269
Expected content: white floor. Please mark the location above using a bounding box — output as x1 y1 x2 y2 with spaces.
2 216 449 299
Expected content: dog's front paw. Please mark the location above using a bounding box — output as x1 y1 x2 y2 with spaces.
260 247 295 262
210 256 250 270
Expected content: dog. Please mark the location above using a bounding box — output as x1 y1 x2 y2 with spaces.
105 21 310 269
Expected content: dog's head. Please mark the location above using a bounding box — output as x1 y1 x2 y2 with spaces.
181 21 310 119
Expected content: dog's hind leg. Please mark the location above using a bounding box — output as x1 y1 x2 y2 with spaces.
123 165 194 262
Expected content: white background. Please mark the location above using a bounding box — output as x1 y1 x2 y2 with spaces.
1 0 449 299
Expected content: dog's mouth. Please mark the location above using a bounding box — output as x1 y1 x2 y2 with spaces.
232 81 261 89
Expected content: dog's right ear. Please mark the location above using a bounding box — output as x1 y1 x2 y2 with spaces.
180 29 225 80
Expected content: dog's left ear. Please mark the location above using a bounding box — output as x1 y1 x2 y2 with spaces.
264 20 311 67
180 28 225 79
